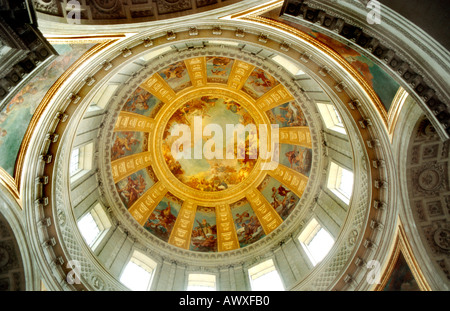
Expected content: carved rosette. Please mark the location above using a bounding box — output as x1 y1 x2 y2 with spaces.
411 162 447 197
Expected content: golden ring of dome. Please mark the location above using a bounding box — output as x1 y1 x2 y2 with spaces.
150 84 274 205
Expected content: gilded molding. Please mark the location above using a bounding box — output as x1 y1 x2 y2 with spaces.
168 201 198 250
111 152 152 183
184 57 207 88
279 127 312 148
268 165 309 199
0 167 21 206
114 112 155 132
141 74 177 104
256 83 295 111
375 220 432 291
216 204 240 252
227 60 255 90
128 181 168 226
246 188 283 235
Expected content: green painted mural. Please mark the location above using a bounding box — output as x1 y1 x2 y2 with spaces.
287 23 400 111
0 43 95 176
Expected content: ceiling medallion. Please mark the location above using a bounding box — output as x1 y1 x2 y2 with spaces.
153 86 272 204
110 56 314 253
161 95 260 192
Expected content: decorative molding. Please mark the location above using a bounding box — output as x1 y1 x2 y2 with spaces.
403 116 450 287
34 0 244 26
375 220 432 291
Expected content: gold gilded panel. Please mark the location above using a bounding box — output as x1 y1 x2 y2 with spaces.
279 127 312 148
267 165 309 198
114 112 155 132
216 204 240 252
228 60 255 90
128 181 168 226
246 189 283 234
185 57 207 87
141 74 176 104
168 202 197 249
255 83 294 111
111 152 152 183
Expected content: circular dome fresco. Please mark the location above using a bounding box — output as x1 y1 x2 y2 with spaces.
109 56 314 253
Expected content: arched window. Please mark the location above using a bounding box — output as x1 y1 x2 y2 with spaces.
89 83 119 110
272 55 305 76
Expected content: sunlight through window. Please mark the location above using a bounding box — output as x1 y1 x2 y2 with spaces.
77 204 112 249
70 148 81 176
120 251 157 291
338 167 354 199
120 261 152 291
187 274 216 291
248 259 284 291
317 103 346 134
298 218 335 266
78 212 100 247
70 143 94 180
327 162 354 204
305 228 335 265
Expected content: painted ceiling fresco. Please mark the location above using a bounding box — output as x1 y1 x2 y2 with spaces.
111 56 314 253
122 87 164 118
383 252 420 291
162 96 257 192
283 22 400 111
0 43 95 176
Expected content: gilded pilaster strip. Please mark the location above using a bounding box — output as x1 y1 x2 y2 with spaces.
185 57 207 87
227 60 255 90
168 201 197 249
111 152 152 183
114 112 155 132
128 181 168 226
255 83 294 111
141 74 176 104
246 189 283 235
279 127 312 148
216 204 240 252
267 165 309 199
